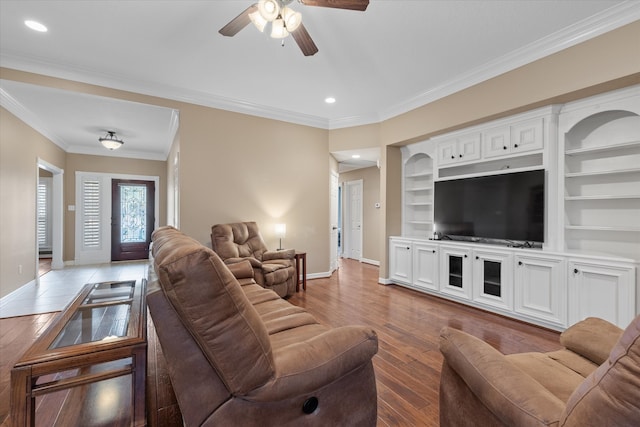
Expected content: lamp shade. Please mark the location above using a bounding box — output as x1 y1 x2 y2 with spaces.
258 0 279 21
270 18 289 39
274 223 286 238
282 7 302 32
249 10 268 32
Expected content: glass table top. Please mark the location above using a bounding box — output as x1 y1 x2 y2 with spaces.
49 280 136 349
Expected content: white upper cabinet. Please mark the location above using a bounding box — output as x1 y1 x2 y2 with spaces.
483 118 544 159
437 133 481 166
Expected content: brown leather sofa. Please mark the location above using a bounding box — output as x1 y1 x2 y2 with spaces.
439 315 640 426
147 226 379 426
211 221 296 297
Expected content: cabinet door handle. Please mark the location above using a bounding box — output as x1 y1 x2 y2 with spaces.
451 155 455 159
406 246 411 250
459 154 463 158
464 254 468 258
432 250 436 253
503 146 507 150
514 143 519 148
475 256 479 260
518 261 523 266
574 268 579 274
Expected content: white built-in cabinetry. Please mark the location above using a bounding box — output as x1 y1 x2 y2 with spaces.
390 86 639 330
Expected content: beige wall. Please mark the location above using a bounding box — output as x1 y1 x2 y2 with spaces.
176 105 331 274
339 166 381 263
1 107 66 298
1 19 639 295
63 153 167 261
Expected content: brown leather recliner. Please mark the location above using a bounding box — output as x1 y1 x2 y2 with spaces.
211 222 296 297
439 315 640 426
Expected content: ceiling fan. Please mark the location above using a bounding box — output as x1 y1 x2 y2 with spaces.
219 0 369 56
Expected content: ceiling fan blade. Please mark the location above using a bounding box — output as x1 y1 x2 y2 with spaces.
291 24 319 56
219 4 257 37
299 0 369 11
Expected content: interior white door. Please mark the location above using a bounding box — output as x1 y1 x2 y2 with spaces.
330 171 339 272
345 180 363 260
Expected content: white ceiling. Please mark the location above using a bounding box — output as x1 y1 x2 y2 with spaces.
1 0 638 164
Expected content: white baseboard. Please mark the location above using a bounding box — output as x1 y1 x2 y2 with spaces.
361 258 379 266
307 271 332 280
378 277 393 285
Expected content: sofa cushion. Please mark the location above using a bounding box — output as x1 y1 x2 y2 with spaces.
560 315 640 427
560 317 623 366
506 352 586 402
546 349 599 378
151 227 275 395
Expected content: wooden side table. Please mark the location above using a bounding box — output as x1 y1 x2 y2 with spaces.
294 251 307 292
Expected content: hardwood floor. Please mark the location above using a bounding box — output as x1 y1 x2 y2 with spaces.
1 258 562 426
287 259 562 426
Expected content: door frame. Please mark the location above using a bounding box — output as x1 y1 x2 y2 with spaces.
75 171 159 265
36 159 64 277
343 179 363 261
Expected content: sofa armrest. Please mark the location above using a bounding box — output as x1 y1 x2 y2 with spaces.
226 259 255 280
263 249 295 261
246 326 378 402
439 327 565 426
560 317 622 365
224 257 262 268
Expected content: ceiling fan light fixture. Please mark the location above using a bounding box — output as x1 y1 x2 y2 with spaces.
258 0 280 21
270 18 289 39
249 9 268 32
282 7 302 32
99 131 124 150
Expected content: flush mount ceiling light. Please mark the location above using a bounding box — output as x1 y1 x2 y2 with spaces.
98 131 124 150
219 0 369 56
325 97 336 104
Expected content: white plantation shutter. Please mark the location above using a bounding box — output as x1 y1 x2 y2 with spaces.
81 178 102 249
37 178 52 250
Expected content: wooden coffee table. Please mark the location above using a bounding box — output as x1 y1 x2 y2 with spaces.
10 279 147 426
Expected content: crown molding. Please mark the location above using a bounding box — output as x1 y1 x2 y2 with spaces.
0 85 69 150
2 2 638 131
375 2 640 126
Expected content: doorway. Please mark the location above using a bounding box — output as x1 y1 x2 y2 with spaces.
111 179 155 261
36 159 63 280
343 179 363 261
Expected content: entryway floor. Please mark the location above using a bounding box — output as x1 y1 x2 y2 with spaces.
0 261 147 318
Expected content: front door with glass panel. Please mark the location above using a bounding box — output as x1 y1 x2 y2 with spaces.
111 179 155 261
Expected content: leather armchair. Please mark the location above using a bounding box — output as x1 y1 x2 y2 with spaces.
211 222 296 297
439 315 640 426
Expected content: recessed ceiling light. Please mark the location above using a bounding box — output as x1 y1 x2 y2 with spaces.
25 20 47 32
325 97 336 104
352 154 361 159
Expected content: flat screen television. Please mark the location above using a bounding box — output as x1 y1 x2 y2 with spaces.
434 169 545 245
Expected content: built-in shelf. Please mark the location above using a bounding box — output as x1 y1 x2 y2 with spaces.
565 140 640 156
565 225 640 232
565 167 640 178
407 220 433 225
406 186 433 192
406 172 433 178
565 195 640 201
406 202 433 206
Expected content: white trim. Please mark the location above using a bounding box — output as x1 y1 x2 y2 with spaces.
307 271 332 280
2 88 69 150
378 277 393 285
361 258 380 266
1 3 637 130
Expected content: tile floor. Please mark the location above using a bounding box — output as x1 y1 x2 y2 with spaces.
0 261 148 318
